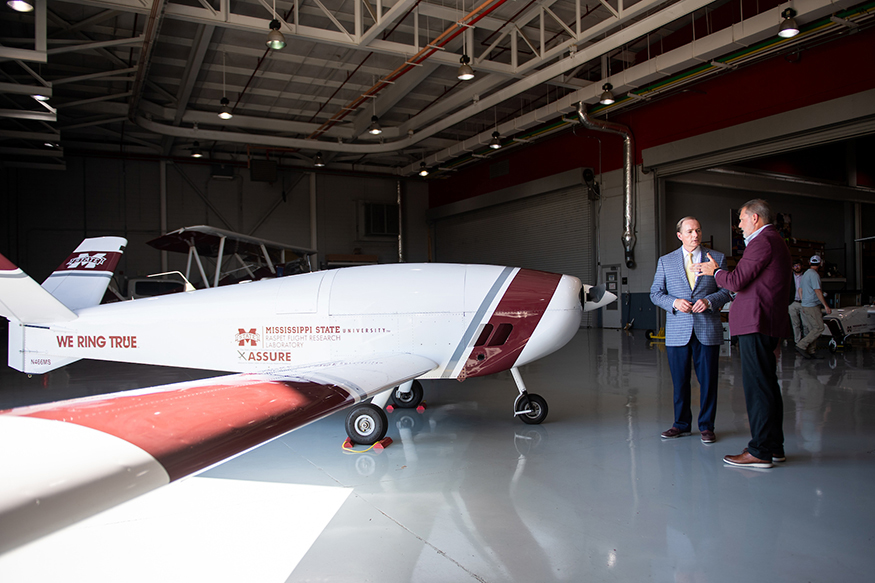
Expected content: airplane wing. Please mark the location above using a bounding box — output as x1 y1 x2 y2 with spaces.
0 353 436 554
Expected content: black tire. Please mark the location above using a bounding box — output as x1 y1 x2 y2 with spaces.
345 404 388 445
515 393 548 425
645 329 654 340
391 380 424 408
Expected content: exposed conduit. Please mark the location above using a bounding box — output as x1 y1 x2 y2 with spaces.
576 101 636 269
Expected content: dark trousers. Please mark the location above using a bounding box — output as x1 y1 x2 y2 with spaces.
666 332 720 432
737 333 784 461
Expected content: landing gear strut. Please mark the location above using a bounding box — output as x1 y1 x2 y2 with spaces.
510 367 549 425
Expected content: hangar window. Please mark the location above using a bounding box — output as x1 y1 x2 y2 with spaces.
474 324 493 347
361 202 399 237
487 323 513 346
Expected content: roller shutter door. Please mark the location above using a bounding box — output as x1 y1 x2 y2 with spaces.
434 186 595 325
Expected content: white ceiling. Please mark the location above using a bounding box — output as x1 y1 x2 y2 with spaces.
0 0 869 175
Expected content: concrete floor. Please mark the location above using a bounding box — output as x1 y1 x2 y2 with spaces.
1 328 874 582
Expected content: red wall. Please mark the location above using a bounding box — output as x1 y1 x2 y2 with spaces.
430 25 875 208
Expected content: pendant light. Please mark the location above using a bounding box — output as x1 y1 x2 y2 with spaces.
778 8 800 38
6 0 33 12
368 88 382 135
266 0 286 50
457 14 474 81
191 141 203 158
218 52 233 120
314 152 325 167
599 83 615 105
489 107 501 149
419 162 429 177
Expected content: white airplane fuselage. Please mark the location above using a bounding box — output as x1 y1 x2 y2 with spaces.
9 264 583 380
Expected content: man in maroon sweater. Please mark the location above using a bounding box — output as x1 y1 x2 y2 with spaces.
694 199 791 468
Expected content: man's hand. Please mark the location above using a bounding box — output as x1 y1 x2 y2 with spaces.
691 299 711 313
692 252 719 276
673 299 693 313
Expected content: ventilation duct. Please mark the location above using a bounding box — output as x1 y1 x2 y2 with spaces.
576 102 636 269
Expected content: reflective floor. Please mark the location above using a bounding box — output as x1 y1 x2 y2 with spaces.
2 328 874 582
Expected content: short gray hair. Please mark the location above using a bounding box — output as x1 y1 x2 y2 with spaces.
740 199 773 225
676 216 699 232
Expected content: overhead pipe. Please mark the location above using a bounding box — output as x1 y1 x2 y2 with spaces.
576 101 636 269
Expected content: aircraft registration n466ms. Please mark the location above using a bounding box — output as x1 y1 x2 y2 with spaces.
0 236 615 553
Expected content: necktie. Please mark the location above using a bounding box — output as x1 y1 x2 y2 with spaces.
686 252 697 289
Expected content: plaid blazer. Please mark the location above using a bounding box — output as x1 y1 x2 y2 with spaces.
650 246 732 347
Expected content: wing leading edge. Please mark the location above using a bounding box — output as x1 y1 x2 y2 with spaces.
0 353 436 554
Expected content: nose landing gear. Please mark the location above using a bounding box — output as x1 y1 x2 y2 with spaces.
511 367 549 425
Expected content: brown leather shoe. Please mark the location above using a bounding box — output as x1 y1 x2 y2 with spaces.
724 451 773 469
661 427 691 439
700 430 716 444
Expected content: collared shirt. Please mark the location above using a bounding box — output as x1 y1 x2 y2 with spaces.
743 224 770 246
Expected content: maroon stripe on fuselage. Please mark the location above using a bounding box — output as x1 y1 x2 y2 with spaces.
462 269 562 378
18 377 353 481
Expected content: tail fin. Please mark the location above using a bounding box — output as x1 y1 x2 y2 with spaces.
0 254 77 324
41 236 126 311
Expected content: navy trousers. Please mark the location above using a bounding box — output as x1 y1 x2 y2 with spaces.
666 332 720 432
737 333 784 461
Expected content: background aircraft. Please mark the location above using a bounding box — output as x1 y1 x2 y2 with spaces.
0 235 614 553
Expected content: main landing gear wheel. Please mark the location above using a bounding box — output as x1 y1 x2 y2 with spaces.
829 338 838 353
345 403 388 445
391 380 424 408
514 393 548 425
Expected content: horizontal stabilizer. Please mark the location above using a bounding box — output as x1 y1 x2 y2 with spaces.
0 254 77 324
42 236 127 311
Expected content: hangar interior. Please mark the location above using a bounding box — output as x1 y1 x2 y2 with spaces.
2 0 875 580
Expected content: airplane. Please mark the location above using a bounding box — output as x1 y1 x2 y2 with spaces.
144 224 316 289
823 304 875 352
0 235 615 554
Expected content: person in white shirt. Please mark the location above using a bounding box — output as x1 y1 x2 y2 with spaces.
788 260 805 344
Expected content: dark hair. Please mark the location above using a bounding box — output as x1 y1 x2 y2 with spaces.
740 198 773 225
676 216 699 232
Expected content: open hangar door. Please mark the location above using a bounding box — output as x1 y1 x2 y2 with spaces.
432 184 596 326
645 101 875 325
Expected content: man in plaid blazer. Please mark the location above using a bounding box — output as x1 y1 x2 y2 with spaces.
651 217 731 444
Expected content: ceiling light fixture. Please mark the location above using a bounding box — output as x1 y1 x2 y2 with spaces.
489 131 502 150
600 83 615 105
219 97 233 120
368 115 382 135
778 8 800 38
457 55 475 81
314 152 325 167
191 141 203 158
489 106 501 150
33 94 50 102
6 0 34 12
368 88 382 135
419 162 429 177
218 52 233 119
266 0 286 50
